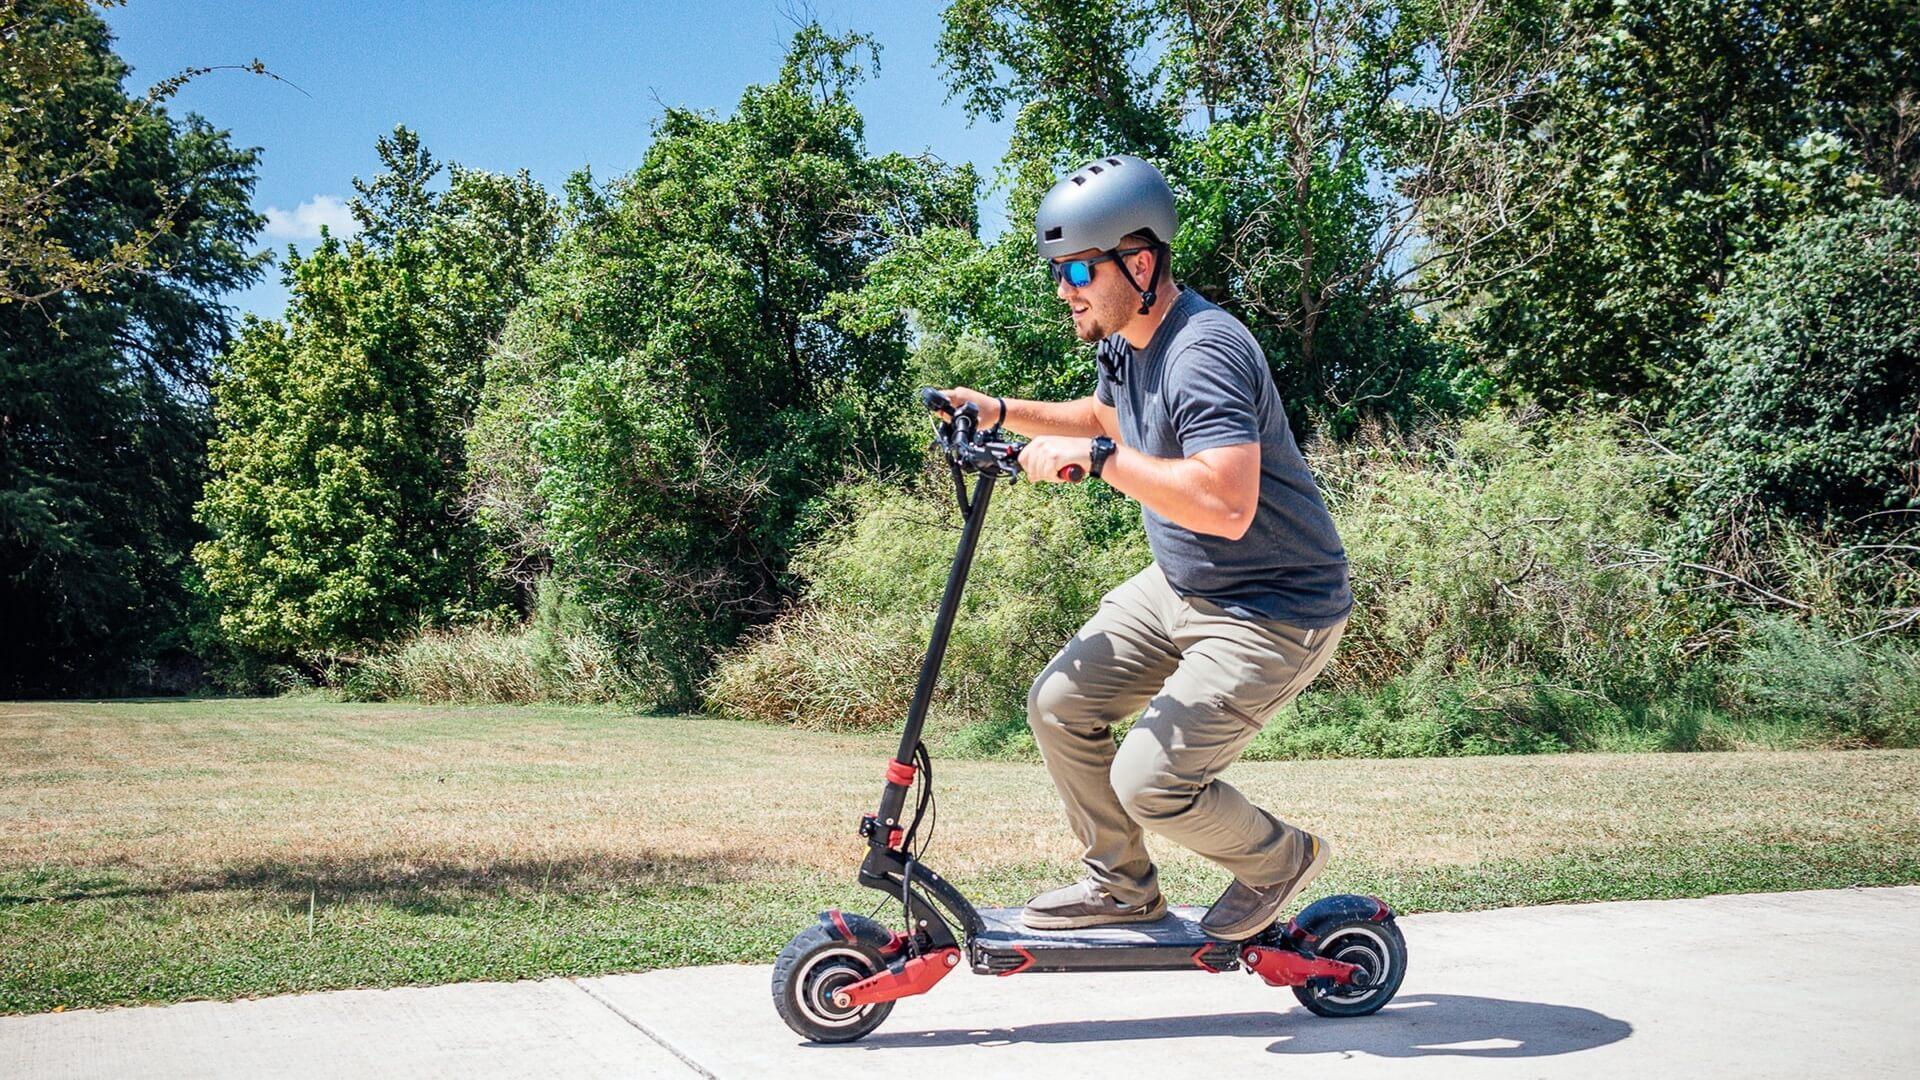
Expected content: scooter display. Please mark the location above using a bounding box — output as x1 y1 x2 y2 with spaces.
770 389 1408 1043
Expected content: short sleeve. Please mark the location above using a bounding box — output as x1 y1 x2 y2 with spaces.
1165 339 1260 455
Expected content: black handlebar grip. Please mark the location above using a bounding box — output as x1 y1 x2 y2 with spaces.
919 387 952 414
1059 464 1086 482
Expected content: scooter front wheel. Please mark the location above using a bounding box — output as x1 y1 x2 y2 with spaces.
771 922 895 1043
1292 918 1407 1018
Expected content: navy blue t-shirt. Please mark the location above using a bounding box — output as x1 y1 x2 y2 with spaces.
1095 288 1352 628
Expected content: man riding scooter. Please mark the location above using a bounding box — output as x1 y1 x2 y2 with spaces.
936 154 1353 943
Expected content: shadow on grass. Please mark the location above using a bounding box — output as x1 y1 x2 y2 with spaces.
0 849 803 912
844 995 1631 1058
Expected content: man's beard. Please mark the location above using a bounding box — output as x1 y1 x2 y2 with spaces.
1073 296 1121 342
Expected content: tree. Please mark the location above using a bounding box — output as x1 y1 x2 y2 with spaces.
1 0 270 305
195 128 556 656
1682 200 1920 551
1442 0 1920 408
469 26 978 704
917 0 1558 434
1 0 262 693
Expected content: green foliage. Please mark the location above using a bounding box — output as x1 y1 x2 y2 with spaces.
715 407 1920 758
1449 0 1920 408
1 0 263 693
1325 411 1696 696
0 1 267 303
826 224 1088 403
705 475 1151 730
473 27 978 706
839 0 1534 436
19 2 1914 730
1681 199 1920 544
195 128 557 655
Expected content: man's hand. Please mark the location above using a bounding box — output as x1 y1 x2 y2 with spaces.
933 391 1108 440
933 386 1002 425
1021 435 1094 484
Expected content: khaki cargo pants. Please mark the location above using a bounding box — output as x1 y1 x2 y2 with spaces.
1026 563 1346 906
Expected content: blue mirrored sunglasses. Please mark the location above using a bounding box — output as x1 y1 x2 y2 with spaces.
1048 247 1149 288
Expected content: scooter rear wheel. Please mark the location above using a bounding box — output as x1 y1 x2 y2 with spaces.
1292 918 1407 1018
771 923 895 1043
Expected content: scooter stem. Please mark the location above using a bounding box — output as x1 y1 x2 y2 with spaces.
876 468 996 828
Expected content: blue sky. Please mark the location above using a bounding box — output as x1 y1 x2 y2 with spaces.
103 1 1015 319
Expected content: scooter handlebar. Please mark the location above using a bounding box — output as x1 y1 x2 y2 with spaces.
919 387 1025 476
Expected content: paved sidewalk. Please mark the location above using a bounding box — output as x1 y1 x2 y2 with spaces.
5 886 1917 1078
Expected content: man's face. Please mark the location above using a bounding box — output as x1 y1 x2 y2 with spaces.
1052 246 1151 343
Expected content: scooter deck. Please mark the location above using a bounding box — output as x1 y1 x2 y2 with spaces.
969 905 1241 975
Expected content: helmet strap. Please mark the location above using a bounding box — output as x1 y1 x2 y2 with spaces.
1112 244 1162 315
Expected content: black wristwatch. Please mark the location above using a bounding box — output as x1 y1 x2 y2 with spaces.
1089 436 1117 479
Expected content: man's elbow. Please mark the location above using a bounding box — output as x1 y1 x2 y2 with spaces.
1214 504 1256 541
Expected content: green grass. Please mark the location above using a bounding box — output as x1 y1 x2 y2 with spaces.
4 698 1918 1014
8 839 1913 1016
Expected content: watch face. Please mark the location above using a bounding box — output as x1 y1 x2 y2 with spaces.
1090 436 1115 477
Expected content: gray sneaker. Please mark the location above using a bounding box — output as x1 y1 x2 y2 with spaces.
1022 879 1168 930
1200 831 1330 941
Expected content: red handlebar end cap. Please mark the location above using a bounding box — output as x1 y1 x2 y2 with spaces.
1059 464 1086 482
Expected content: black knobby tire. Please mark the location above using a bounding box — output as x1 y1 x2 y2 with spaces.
771 922 895 1043
1292 918 1408 1018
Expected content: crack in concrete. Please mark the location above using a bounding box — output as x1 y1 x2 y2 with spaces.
568 978 718 1079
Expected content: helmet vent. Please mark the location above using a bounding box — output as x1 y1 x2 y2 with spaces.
1070 176 1086 186
1044 226 1063 240
1089 165 1104 174
1108 158 1122 166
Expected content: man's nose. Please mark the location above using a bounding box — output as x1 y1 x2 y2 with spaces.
1056 275 1075 302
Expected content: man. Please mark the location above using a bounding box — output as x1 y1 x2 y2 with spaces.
936 154 1352 942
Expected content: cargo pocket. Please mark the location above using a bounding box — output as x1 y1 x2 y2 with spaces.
1213 680 1298 731
1217 630 1326 730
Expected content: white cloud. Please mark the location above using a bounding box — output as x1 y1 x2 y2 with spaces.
262 195 360 241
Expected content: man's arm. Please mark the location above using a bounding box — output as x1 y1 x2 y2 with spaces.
934 387 1117 440
1016 336 1268 539
1019 436 1261 540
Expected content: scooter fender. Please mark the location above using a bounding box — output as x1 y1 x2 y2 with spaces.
818 910 909 959
1280 893 1395 954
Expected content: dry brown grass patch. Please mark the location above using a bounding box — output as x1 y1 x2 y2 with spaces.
5 699 1918 892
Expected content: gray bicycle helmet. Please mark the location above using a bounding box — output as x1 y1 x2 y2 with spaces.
1034 154 1177 312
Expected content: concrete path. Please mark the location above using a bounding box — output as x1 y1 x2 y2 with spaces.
5 886 1917 1079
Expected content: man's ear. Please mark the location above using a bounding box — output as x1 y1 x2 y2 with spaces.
1131 245 1158 288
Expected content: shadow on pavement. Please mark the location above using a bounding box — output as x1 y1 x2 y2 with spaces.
836 994 1630 1058
1268 994 1632 1057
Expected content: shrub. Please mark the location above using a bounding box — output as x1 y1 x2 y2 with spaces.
710 409 1699 734
706 474 1150 730
708 406 1920 758
1315 410 1706 697
700 603 924 731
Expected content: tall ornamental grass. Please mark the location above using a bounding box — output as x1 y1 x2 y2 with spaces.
340 582 637 705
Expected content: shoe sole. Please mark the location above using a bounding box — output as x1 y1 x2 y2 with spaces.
1204 834 1331 942
1021 898 1169 931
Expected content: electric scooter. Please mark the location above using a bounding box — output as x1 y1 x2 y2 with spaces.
770 389 1408 1043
